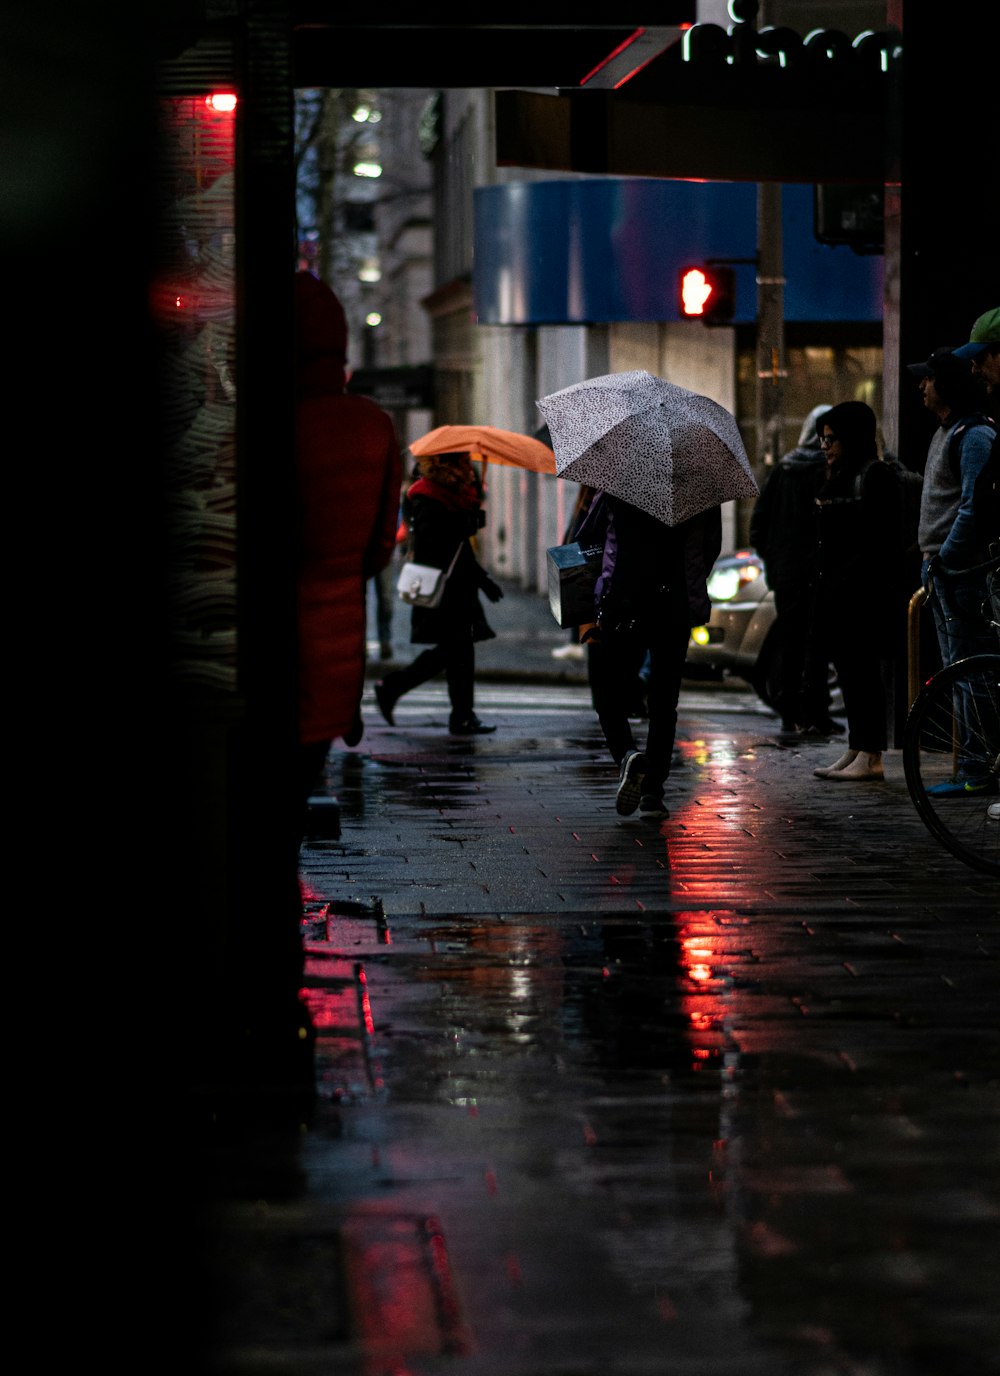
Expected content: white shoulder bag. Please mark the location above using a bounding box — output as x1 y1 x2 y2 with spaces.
396 541 463 609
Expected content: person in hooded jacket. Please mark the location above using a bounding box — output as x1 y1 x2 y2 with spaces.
575 490 722 818
374 452 504 734
810 401 899 783
750 403 842 740
293 270 402 802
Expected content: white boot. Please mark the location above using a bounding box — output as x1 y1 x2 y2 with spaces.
814 749 859 779
828 750 884 781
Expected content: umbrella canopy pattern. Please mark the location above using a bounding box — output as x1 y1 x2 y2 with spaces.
409 424 556 474
536 370 758 526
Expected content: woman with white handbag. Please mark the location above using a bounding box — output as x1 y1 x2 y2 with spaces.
375 452 504 735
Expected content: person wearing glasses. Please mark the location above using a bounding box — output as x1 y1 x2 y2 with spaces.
810 401 901 783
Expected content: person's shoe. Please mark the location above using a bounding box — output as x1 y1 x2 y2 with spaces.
615 749 646 815
551 643 585 661
827 750 884 781
374 680 397 726
449 713 497 735
926 774 999 798
776 720 805 742
814 749 859 778
987 801 1000 821
342 711 364 747
810 717 846 736
639 792 670 819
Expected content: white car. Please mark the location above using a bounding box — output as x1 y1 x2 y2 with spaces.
685 550 783 708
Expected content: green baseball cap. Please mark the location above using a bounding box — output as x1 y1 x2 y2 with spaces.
953 307 1000 359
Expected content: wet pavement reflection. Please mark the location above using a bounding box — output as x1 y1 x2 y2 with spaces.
206 682 1000 1376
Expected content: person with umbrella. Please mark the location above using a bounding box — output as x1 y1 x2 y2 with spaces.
537 371 757 817
574 489 723 817
374 451 504 735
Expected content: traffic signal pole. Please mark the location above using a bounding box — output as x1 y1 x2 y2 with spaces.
755 181 786 479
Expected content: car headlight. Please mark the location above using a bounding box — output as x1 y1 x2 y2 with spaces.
706 562 762 601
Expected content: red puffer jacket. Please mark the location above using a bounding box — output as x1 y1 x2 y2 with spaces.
294 272 402 744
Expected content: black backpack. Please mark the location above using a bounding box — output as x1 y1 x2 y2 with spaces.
854 454 923 562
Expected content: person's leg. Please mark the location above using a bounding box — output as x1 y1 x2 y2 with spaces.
375 645 450 723
814 604 883 778
771 583 809 728
642 620 691 795
590 632 647 766
444 640 475 722
374 564 394 659
935 572 995 778
299 739 331 802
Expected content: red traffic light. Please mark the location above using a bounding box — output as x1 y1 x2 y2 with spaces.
678 264 736 322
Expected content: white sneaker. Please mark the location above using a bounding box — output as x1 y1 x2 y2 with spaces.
551 643 585 661
988 801 1000 821
615 750 647 816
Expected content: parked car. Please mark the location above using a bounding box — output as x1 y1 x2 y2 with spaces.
685 550 781 704
685 548 844 721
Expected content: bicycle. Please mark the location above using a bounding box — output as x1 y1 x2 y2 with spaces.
902 554 1000 876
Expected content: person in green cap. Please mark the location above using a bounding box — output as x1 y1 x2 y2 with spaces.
952 308 999 550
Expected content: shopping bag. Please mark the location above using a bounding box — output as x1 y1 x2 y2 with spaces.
545 540 604 628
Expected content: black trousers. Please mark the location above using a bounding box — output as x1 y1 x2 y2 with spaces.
821 597 887 753
382 640 475 720
771 582 832 727
588 618 691 792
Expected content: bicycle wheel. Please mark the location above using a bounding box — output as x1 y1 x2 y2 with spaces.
903 653 1000 876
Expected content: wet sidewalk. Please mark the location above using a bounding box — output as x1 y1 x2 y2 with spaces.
200 586 1000 1375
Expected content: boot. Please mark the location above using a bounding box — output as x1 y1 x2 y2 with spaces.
449 712 496 736
374 679 398 726
828 750 884 782
814 749 858 778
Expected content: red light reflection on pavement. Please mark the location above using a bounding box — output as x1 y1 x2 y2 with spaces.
341 1210 473 1372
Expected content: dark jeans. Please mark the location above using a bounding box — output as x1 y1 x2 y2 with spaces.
589 618 691 793
382 640 475 720
924 560 997 777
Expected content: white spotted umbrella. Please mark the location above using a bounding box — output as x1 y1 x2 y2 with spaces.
536 369 758 526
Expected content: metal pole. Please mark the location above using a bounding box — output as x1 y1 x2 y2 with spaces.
755 181 786 478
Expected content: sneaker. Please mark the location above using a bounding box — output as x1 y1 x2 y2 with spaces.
926 775 999 798
551 643 585 661
639 792 670 819
615 749 646 815
988 801 1000 821
449 713 497 735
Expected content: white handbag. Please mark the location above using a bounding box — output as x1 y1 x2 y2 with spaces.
396 541 463 608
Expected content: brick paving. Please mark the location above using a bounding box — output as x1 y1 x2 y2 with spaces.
203 584 999 1376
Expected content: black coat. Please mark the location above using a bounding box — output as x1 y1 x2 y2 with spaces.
578 492 722 631
814 457 900 627
749 446 826 589
404 490 496 646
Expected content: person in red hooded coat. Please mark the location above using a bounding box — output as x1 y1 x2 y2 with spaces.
293 271 402 797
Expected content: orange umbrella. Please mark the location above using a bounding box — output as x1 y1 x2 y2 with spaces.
409 424 556 474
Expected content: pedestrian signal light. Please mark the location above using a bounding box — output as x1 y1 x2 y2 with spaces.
678 264 736 323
